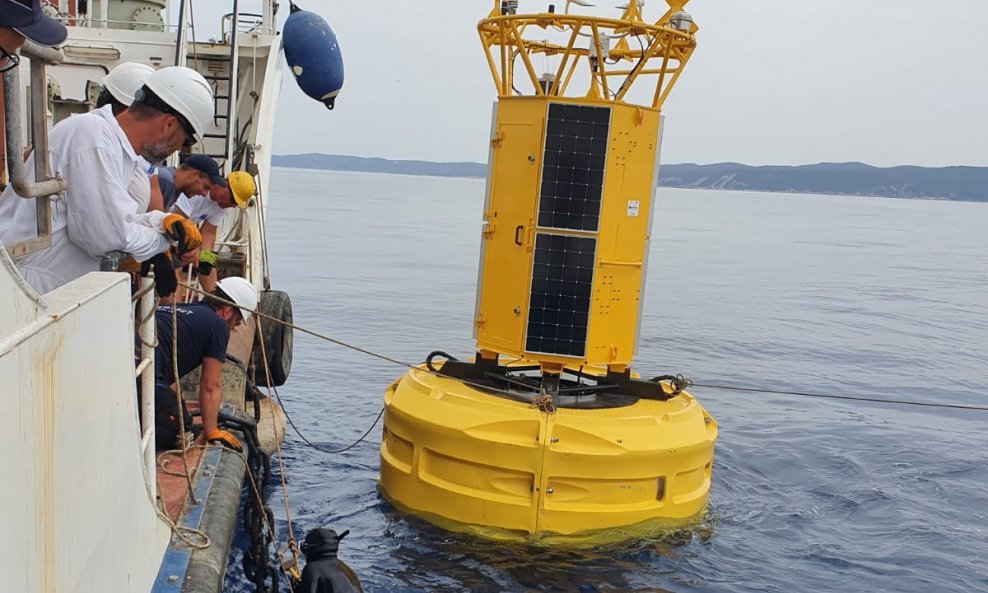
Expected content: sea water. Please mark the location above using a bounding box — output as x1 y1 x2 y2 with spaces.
225 168 987 593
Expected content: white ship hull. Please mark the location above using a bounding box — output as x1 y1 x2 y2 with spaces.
1 2 287 591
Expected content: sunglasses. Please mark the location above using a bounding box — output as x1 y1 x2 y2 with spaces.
170 113 197 148
0 47 21 74
134 87 198 146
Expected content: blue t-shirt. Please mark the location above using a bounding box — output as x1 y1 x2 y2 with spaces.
154 302 230 385
156 166 179 210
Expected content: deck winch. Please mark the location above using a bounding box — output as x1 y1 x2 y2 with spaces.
379 0 717 542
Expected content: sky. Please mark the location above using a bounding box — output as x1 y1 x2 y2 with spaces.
199 1 988 167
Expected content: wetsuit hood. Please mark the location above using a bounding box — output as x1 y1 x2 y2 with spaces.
301 528 348 561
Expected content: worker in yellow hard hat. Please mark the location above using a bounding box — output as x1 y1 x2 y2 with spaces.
169 170 257 294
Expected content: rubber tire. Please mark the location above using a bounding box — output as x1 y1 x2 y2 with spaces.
252 290 293 387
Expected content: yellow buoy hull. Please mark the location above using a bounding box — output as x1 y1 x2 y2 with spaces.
379 366 718 542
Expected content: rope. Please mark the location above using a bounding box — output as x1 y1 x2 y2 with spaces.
691 382 988 412
182 285 988 416
171 302 199 504
254 314 302 574
145 446 212 550
278 389 384 455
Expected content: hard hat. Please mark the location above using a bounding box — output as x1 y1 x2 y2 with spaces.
143 66 214 137
227 171 256 208
101 62 156 106
215 276 258 322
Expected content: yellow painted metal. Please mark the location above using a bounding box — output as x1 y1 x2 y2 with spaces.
478 1 698 107
474 99 545 354
475 98 661 367
379 363 718 540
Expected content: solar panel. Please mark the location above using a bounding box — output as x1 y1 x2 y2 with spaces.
525 233 596 357
538 103 611 232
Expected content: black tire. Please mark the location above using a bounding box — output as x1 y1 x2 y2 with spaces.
252 290 293 387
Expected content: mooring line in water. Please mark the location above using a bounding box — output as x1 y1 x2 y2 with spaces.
692 382 988 412
186 285 988 417
275 386 386 455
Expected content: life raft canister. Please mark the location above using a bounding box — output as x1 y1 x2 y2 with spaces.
283 2 345 109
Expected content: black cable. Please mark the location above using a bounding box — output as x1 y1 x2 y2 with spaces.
274 383 386 455
227 355 385 455
692 382 988 412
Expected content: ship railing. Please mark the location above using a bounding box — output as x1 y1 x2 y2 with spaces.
222 12 266 43
2 41 68 258
53 15 181 32
132 275 159 500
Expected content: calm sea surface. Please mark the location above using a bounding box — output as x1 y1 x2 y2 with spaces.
226 168 987 593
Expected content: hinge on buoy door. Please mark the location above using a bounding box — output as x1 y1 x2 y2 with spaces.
491 131 504 149
482 210 496 238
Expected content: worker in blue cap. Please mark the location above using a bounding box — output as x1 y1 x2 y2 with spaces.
0 0 68 66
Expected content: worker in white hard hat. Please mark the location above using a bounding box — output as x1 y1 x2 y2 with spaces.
153 276 258 451
0 65 213 294
171 171 257 293
93 61 171 215
96 61 157 115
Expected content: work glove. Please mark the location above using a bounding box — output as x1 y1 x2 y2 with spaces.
206 428 242 452
163 213 202 255
197 249 218 276
140 252 178 297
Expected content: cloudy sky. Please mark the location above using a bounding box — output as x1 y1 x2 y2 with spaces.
212 1 988 167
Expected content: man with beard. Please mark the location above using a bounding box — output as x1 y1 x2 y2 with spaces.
0 65 213 293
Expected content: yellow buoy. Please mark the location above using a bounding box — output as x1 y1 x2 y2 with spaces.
381 363 717 541
380 0 715 541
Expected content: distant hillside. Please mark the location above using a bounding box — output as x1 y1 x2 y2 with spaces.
273 153 486 179
272 154 988 202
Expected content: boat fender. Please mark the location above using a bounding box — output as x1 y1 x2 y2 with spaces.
299 528 363 593
283 2 345 109
252 290 294 387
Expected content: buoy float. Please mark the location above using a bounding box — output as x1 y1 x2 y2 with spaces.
283 1 344 109
379 0 715 543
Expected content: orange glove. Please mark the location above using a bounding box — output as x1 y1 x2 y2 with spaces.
163 213 202 254
206 428 242 451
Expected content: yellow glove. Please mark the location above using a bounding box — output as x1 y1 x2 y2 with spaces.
205 428 242 451
163 213 202 254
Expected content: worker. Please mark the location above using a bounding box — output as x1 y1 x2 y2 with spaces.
153 276 257 451
156 154 225 211
94 61 169 213
96 61 157 115
173 171 256 293
298 528 363 593
0 65 213 293
0 0 67 66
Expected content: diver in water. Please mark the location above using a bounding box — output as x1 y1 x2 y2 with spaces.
298 527 363 593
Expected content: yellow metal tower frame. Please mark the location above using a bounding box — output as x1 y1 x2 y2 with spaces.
474 1 698 373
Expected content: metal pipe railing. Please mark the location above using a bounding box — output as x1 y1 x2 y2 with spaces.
2 69 66 200
2 42 70 258
134 275 158 499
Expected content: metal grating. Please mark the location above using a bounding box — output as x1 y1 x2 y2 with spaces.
525 233 596 357
538 103 610 232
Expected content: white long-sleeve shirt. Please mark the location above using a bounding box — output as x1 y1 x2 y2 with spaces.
0 105 171 293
